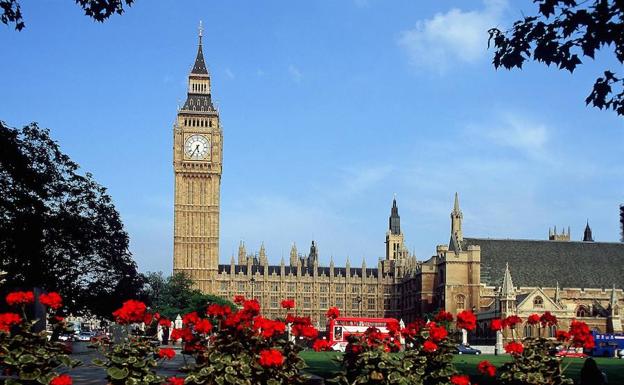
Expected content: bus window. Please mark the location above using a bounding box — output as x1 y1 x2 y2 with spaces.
334 326 343 341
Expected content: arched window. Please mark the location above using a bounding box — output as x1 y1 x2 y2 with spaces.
456 294 465 310
576 305 589 317
524 325 532 338
549 325 557 337
533 296 544 309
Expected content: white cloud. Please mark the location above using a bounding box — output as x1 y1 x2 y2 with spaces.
470 114 551 159
398 0 507 71
288 65 303 83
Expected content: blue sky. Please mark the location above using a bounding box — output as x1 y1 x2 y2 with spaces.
1 0 622 274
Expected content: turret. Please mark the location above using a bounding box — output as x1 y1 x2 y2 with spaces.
289 243 298 267
450 192 463 242
238 241 247 265
259 242 268 265
583 221 594 242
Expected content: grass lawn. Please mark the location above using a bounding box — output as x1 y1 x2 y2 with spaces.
300 351 624 384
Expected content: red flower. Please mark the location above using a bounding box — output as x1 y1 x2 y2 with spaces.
434 310 453 322
143 313 154 325
490 319 503 331
280 299 295 309
233 295 246 304
540 311 557 327
456 310 477 331
569 320 594 349
326 306 340 319
258 349 284 367
182 312 200 325
159 318 172 327
450 374 471 385
171 328 193 342
6 291 34 307
0 313 22 332
243 299 260 316
253 317 286 338
423 339 438 352
167 377 185 385
427 322 448 342
477 360 496 377
312 339 331 352
503 315 522 329
504 341 524 355
556 330 570 341
194 319 213 334
207 304 231 317
527 314 540 325
112 300 147 324
39 292 62 309
386 320 400 335
158 348 175 360
50 374 72 385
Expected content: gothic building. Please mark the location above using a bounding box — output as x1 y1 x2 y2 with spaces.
172 28 624 332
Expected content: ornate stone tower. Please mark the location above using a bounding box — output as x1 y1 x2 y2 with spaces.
173 23 223 291
385 196 407 261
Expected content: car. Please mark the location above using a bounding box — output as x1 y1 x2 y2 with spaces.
76 332 93 342
555 348 587 358
455 344 481 355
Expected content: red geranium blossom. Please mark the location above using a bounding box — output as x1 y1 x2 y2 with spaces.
312 339 331 352
503 315 522 329
194 319 213 334
253 317 286 338
6 291 34 307
527 314 540 325
207 304 232 317
477 360 496 377
456 310 477 331
0 313 22 332
434 310 453 322
423 339 438 352
326 306 340 319
167 377 185 385
386 320 400 335
280 299 295 309
50 374 72 385
182 312 200 325
158 348 175 360
39 292 62 309
504 341 524 355
450 374 471 385
233 295 246 304
540 311 557 327
427 322 448 342
112 300 147 324
490 319 503 331
258 349 284 367
159 318 172 327
569 320 594 349
556 330 570 341
171 328 193 342
243 299 260 316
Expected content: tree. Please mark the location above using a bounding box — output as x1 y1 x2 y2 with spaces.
0 121 144 317
488 0 624 115
143 272 235 320
1 0 134 31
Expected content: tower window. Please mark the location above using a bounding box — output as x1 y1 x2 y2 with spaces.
533 296 544 308
576 305 589 317
455 294 465 310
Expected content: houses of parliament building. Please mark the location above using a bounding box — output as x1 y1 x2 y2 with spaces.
172 28 624 334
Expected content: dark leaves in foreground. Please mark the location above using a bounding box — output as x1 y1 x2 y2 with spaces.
488 0 624 116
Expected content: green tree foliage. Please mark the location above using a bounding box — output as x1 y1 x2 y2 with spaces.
0 0 134 31
0 121 144 317
143 272 234 319
488 0 624 115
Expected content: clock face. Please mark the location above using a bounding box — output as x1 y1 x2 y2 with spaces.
184 134 210 160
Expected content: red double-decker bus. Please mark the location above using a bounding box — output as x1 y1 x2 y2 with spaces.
326 316 399 352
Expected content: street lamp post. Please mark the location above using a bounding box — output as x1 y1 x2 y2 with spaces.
250 277 256 300
356 295 362 317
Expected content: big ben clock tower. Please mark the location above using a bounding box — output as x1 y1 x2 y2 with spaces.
173 23 222 291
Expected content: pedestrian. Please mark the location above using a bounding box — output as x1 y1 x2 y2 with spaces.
580 357 607 385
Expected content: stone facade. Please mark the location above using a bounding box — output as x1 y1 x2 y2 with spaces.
172 30 624 333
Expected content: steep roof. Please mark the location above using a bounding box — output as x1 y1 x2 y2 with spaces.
463 237 624 289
